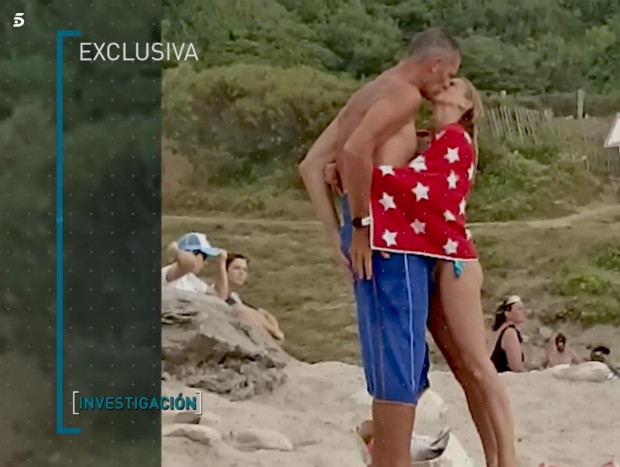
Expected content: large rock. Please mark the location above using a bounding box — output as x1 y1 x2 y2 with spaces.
162 289 288 400
233 428 294 452
162 424 222 445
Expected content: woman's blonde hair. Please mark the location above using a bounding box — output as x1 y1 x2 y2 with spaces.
457 77 483 182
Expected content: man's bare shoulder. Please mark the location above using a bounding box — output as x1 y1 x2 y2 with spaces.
355 75 422 108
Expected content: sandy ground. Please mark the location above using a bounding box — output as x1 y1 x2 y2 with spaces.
162 361 620 467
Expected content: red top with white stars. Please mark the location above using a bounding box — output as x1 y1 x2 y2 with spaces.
369 123 477 261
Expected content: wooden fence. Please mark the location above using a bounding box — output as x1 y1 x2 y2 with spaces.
480 105 620 176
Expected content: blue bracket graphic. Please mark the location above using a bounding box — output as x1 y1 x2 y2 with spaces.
56 29 81 435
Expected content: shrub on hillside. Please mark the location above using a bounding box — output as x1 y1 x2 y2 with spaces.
468 137 599 222
163 63 357 184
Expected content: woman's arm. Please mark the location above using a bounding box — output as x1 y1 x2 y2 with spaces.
502 328 526 372
299 118 341 246
211 249 229 300
163 241 199 283
299 118 351 281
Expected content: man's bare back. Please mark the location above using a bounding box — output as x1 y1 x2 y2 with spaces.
333 72 422 191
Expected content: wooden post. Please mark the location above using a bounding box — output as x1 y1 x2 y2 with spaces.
577 88 585 119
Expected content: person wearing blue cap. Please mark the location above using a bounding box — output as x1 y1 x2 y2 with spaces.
161 232 228 299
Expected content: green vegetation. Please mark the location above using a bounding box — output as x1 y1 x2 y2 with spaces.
161 210 620 362
162 0 620 219
547 240 620 326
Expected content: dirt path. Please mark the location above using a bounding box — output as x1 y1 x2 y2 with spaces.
163 203 620 231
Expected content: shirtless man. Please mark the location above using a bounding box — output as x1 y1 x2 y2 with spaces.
299 28 460 467
547 332 580 368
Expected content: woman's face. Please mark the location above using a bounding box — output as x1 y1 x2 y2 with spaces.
227 258 248 287
505 301 527 325
432 78 471 112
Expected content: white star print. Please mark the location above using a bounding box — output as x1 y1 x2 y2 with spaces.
444 210 456 222
444 147 460 163
466 229 472 240
409 155 427 172
447 170 459 189
459 198 467 216
412 182 429 201
468 164 475 181
411 219 426 234
435 130 445 140
379 192 396 211
379 165 395 176
444 239 458 255
382 229 397 247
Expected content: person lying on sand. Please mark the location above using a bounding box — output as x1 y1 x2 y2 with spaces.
589 345 620 379
546 332 580 368
590 345 611 363
161 232 228 300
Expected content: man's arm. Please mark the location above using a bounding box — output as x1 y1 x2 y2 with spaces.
299 117 342 250
341 88 421 219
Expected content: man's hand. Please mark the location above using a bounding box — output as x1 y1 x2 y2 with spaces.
350 228 373 280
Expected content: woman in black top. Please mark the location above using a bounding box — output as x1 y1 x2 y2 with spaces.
490 296 527 373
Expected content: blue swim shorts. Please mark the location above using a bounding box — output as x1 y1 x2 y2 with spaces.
341 196 434 404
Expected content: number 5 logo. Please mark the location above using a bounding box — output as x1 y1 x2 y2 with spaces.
13 13 25 28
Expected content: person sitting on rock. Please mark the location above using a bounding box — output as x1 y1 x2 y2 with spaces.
161 232 228 300
225 253 284 344
546 332 580 368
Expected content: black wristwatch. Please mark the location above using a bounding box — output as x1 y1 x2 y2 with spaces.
352 216 371 228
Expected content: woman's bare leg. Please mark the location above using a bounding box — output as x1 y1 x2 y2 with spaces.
232 304 283 342
435 261 518 467
428 292 498 467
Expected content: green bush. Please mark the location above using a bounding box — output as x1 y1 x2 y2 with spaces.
590 241 620 273
546 251 620 325
468 138 598 222
163 63 357 185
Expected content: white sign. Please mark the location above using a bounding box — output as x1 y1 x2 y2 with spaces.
604 113 620 148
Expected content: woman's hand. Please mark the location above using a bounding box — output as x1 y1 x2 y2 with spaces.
323 162 338 187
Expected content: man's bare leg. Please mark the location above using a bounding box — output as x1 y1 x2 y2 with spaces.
372 400 415 467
